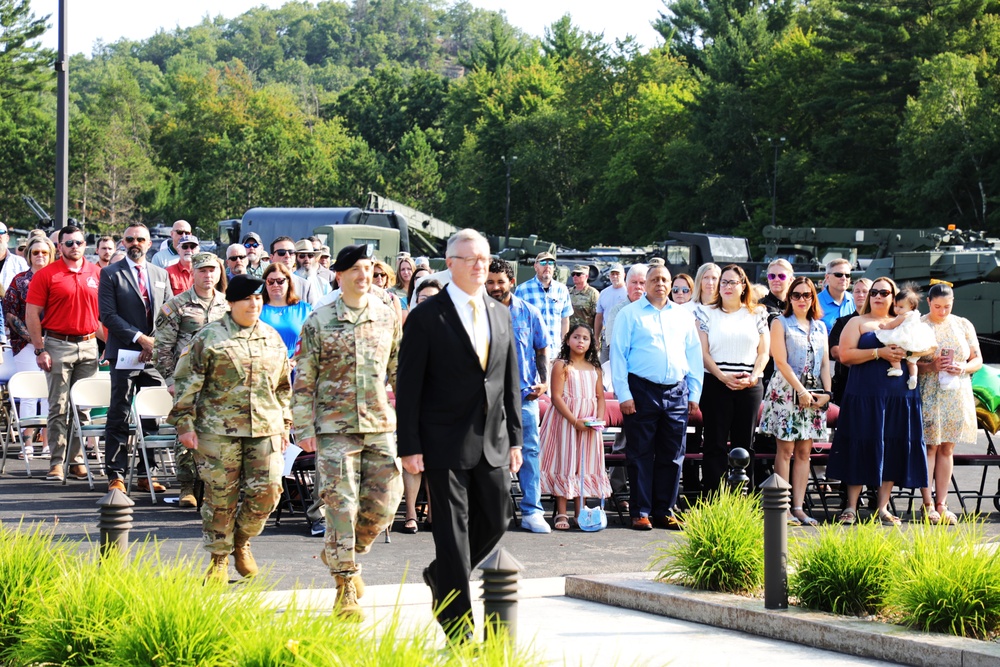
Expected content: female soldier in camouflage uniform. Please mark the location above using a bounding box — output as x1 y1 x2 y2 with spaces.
169 275 292 584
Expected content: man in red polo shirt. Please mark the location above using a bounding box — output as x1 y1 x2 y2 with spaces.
25 226 103 482
166 234 199 295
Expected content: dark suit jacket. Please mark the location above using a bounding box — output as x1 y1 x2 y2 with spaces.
99 260 172 363
396 288 522 470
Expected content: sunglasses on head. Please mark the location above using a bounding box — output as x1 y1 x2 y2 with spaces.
124 236 147 243
243 242 260 248
266 278 286 286
829 271 851 279
789 291 813 301
672 287 690 294
870 289 892 298
273 249 294 256
228 255 246 261
62 239 84 247
767 273 788 281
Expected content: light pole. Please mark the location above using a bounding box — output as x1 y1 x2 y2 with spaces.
502 155 516 243
55 0 69 229
769 137 786 227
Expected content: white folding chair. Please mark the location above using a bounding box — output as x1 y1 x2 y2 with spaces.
127 386 177 503
69 375 114 490
2 371 49 477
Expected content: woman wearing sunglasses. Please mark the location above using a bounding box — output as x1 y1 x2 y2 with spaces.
826 277 926 526
760 259 794 320
260 262 313 360
669 274 694 305
759 276 830 526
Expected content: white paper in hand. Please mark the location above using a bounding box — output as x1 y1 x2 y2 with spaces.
282 444 303 476
116 350 145 370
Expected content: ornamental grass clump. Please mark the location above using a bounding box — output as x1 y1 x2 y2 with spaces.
651 487 763 594
790 518 901 616
888 521 1000 639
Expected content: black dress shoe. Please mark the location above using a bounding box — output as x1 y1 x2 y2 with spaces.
422 566 439 609
651 514 684 530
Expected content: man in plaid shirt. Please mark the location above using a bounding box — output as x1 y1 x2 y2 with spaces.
514 251 572 360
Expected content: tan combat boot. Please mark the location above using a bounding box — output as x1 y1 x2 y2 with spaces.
334 575 363 620
320 549 364 599
232 532 259 578
203 554 229 585
178 484 197 508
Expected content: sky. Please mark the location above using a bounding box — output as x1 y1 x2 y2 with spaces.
32 0 665 56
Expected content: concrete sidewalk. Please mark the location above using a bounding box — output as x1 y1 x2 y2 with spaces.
262 577 899 666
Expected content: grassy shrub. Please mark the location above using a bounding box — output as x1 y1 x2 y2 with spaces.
791 519 901 616
889 522 1000 638
0 523 69 660
651 488 764 593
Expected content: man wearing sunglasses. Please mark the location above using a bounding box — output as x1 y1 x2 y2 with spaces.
514 251 572 362
165 234 200 296
270 236 318 305
226 244 248 278
241 232 269 278
0 222 29 290
293 239 333 296
25 226 102 482
151 219 193 268
818 258 856 334
99 223 173 495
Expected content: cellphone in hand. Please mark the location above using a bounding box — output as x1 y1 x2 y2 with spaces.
940 347 955 365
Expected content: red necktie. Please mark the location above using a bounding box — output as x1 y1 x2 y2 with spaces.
135 265 151 326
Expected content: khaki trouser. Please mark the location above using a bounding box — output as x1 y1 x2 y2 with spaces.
44 337 99 467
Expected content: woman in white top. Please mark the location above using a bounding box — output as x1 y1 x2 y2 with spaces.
685 263 721 310
694 264 769 493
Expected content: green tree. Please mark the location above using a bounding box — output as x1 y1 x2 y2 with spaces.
0 0 51 97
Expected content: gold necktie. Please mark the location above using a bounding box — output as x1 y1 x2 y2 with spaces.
470 298 488 371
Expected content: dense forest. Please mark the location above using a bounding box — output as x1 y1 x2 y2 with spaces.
0 0 999 247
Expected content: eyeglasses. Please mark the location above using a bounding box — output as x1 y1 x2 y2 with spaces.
789 292 813 301
672 287 690 294
180 243 199 250
829 272 851 279
30 250 48 257
273 249 294 256
266 278 287 286
173 229 191 235
767 273 788 281
0 229 9 235
62 240 84 247
228 255 246 261
870 289 893 298
296 253 315 259
373 272 387 279
243 242 260 249
537 259 555 266
720 279 743 288
123 236 148 243
450 255 490 267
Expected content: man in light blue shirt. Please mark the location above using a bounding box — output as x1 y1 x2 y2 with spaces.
611 265 704 531
817 258 855 333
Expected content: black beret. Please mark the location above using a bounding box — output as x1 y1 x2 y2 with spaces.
333 243 374 272
226 275 265 302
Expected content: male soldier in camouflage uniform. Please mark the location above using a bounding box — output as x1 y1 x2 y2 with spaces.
169 275 292 584
153 252 228 508
569 264 600 329
293 244 403 619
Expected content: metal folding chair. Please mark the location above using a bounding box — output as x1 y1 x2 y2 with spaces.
68 375 114 490
2 371 49 477
126 386 177 503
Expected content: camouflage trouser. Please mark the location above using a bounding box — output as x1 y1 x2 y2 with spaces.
317 432 403 576
175 443 198 485
192 432 283 555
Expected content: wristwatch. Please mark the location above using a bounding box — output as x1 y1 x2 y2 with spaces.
34 348 44 356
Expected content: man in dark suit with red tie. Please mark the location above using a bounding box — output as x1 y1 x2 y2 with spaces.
99 223 172 494
396 228 523 641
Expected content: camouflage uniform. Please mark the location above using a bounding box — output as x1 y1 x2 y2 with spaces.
292 295 403 577
153 287 228 486
169 314 291 555
569 285 600 329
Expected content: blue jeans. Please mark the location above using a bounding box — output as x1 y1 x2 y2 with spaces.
518 399 543 516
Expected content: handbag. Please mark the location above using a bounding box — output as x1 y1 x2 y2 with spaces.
799 329 820 390
576 436 607 532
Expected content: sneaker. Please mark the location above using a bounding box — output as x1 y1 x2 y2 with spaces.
520 512 552 534
45 464 64 481
68 465 89 480
39 446 51 458
310 521 326 537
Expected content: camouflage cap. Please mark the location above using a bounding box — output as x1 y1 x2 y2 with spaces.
572 264 588 275
226 275 265 301
647 257 666 267
192 252 218 270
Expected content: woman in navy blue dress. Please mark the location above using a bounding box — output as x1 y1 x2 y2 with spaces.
826 277 927 526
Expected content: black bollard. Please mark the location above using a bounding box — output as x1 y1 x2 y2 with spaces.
726 447 751 495
97 487 135 557
479 547 524 642
759 473 792 610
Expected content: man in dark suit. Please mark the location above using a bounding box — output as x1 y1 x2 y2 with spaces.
396 228 523 641
99 223 173 493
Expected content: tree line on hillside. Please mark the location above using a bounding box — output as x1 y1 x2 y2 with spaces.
0 0 998 248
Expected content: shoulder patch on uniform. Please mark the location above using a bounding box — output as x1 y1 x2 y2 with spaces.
178 344 189 359
161 302 175 318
